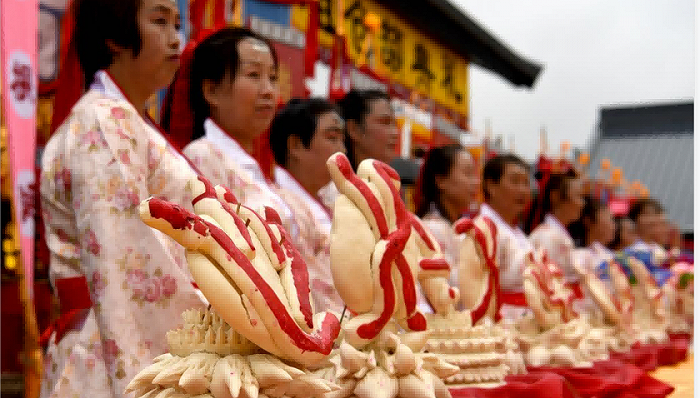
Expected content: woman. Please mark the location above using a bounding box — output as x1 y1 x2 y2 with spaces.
414 144 480 310
172 27 301 237
39 0 206 396
608 216 638 252
317 89 398 210
528 169 585 290
570 197 616 272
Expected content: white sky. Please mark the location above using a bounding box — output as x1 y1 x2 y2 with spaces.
453 0 695 161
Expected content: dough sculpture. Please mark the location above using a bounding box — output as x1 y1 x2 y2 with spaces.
515 251 611 367
127 175 346 398
139 176 341 366
624 257 669 343
322 153 469 396
420 319 524 388
417 215 526 386
326 152 455 347
665 263 693 334
452 216 501 326
577 255 676 346
573 259 637 351
127 308 342 398
326 154 526 393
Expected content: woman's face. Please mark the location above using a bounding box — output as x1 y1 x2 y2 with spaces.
591 207 615 245
440 151 479 210
619 218 637 248
558 178 585 226
131 0 182 91
208 38 279 144
353 99 399 163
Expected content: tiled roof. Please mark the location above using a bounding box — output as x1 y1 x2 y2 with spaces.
587 134 694 233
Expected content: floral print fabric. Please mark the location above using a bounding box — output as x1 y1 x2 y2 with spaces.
184 138 344 314
40 89 206 398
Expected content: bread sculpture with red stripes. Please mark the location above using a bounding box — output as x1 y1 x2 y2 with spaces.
573 259 637 350
522 251 579 330
453 215 500 326
513 251 614 367
326 153 454 347
138 175 341 367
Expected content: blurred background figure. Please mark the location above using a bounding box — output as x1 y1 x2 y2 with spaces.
608 216 638 252
528 168 585 295
317 89 398 210
414 144 479 293
336 89 399 170
166 27 300 238
268 98 345 313
479 154 534 320
270 98 344 236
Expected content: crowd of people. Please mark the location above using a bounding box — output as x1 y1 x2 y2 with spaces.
36 1 689 397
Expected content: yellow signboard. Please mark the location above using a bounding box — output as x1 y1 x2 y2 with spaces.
292 0 468 116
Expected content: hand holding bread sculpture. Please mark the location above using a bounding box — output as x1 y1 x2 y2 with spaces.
327 153 454 347
139 175 341 367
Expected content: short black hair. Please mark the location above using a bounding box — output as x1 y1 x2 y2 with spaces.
628 197 663 223
482 153 530 201
73 0 143 87
268 98 338 167
336 89 390 170
415 144 464 218
188 27 278 140
608 216 626 251
523 168 579 234
568 195 607 247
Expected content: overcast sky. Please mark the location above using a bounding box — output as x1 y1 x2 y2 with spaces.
452 0 695 161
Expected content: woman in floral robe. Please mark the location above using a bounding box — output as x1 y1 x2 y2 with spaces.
172 29 343 313
39 0 206 396
170 27 302 237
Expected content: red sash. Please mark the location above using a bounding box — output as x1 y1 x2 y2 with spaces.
39 276 93 348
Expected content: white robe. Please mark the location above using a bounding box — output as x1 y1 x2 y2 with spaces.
40 71 207 398
530 214 579 284
479 204 534 320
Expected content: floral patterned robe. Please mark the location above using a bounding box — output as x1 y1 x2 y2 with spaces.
183 123 342 314
183 119 299 237
275 167 344 314
39 72 206 398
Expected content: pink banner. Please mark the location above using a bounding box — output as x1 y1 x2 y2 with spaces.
2 0 39 298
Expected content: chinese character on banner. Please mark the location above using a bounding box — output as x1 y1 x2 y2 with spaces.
318 0 335 34
441 53 463 104
412 42 434 90
380 19 403 74
344 0 366 56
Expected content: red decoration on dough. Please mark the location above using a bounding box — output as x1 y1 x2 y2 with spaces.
147 197 340 353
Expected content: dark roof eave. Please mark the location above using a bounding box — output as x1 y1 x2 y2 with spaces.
380 0 543 88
